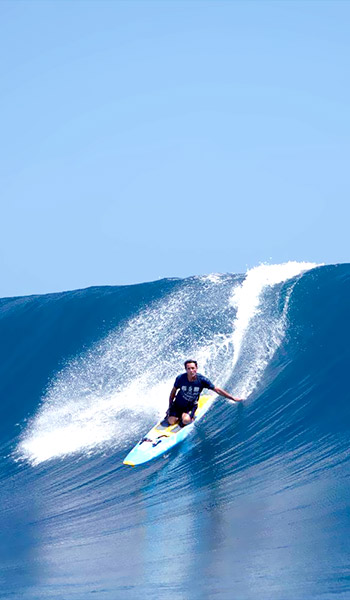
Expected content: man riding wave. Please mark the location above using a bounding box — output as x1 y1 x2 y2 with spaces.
167 359 243 426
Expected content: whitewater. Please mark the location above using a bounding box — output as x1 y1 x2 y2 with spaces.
1 261 350 600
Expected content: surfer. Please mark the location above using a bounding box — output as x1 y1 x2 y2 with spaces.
167 359 242 426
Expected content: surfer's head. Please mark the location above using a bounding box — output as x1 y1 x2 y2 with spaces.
184 359 197 368
184 360 198 380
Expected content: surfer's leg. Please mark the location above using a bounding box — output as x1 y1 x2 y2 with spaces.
181 404 197 426
181 412 193 426
167 402 181 425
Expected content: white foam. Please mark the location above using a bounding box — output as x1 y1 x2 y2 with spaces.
199 273 226 284
192 262 319 398
230 261 318 369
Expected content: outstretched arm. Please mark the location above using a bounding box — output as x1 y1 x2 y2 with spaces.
214 386 243 403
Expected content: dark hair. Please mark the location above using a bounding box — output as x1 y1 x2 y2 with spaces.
184 359 198 368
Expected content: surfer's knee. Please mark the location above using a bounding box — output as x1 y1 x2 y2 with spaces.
181 413 192 425
168 416 178 425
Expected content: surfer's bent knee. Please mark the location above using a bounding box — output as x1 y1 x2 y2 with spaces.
181 413 192 425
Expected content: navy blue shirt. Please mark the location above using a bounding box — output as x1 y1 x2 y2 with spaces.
174 373 215 406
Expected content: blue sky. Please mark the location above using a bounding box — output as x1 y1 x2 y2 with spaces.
1 0 349 297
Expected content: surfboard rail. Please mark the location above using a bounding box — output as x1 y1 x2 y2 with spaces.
123 394 214 466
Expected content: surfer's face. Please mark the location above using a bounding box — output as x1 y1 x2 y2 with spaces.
186 362 197 380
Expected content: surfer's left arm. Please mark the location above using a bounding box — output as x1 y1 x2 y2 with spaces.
214 387 243 403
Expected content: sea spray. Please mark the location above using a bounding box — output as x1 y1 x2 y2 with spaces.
227 261 318 397
17 262 318 464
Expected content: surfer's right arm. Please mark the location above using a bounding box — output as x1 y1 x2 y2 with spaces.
169 386 177 409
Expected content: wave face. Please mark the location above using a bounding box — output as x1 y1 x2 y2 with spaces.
1 262 350 599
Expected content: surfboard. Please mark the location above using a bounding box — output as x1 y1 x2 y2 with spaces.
123 394 214 467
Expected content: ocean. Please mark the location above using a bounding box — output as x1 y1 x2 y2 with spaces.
1 262 349 599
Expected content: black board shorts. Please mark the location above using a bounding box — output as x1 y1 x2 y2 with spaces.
168 399 198 419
